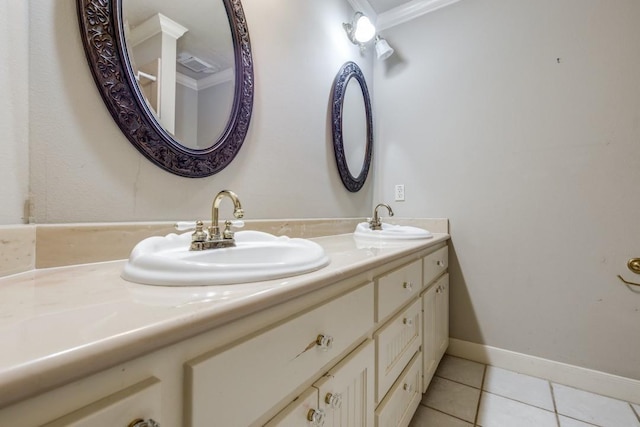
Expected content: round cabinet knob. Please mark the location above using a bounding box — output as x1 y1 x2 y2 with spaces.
403 383 413 393
325 392 343 409
437 260 446 267
307 408 326 426
403 281 413 291
316 334 334 351
128 419 160 427
403 317 413 327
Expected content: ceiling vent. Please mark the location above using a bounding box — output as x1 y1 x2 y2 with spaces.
177 53 216 73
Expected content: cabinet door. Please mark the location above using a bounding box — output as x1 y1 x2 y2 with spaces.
435 274 450 362
421 283 437 393
264 387 323 427
42 378 161 427
313 340 375 427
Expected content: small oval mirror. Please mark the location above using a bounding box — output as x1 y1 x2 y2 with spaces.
331 62 373 192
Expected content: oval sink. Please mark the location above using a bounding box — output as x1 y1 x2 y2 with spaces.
354 222 433 240
122 231 330 286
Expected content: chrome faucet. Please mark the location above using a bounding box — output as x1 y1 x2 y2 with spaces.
369 203 394 230
190 190 244 251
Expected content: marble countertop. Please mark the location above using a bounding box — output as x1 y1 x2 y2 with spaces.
0 232 449 408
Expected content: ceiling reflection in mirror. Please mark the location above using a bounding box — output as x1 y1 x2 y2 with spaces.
77 0 254 177
123 0 235 149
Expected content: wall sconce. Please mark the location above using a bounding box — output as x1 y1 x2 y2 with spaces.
375 36 394 61
343 12 394 60
343 12 376 45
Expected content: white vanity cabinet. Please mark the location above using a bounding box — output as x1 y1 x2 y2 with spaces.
0 235 450 427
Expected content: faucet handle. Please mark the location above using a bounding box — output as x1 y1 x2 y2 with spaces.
222 220 244 239
175 221 198 231
191 221 208 243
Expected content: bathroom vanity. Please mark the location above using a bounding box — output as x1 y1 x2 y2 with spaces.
0 229 449 426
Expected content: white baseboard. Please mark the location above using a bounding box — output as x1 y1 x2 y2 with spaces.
447 338 640 405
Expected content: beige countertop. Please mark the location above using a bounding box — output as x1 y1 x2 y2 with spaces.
0 231 449 408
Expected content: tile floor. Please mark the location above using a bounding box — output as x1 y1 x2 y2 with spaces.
409 355 640 427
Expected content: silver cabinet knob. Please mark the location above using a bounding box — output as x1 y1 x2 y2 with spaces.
307 408 326 426
403 383 413 393
403 317 413 327
325 392 343 409
128 419 160 427
436 260 446 267
316 334 334 351
403 281 413 291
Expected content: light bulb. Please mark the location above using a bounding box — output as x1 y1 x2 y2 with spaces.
353 15 375 44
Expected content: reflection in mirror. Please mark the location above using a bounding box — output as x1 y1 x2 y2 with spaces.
342 81 367 177
122 0 235 149
77 0 254 177
331 62 373 192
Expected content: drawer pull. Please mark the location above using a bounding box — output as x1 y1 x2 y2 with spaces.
436 260 446 267
128 419 160 427
403 383 413 393
316 334 334 351
403 281 413 291
307 408 326 426
325 392 343 409
403 317 413 327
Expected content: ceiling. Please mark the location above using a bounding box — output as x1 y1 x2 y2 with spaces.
348 0 462 30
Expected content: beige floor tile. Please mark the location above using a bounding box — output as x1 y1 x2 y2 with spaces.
558 415 599 427
435 355 485 388
409 405 473 427
483 366 554 410
422 377 480 423
553 383 640 427
477 392 557 427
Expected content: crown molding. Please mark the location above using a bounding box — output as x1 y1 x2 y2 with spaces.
346 0 378 23
176 68 234 91
129 13 188 47
377 0 462 31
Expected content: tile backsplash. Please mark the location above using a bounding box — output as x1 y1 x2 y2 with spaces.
0 225 35 277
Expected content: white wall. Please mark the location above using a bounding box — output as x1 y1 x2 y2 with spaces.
27 0 373 223
374 0 640 379
0 1 29 225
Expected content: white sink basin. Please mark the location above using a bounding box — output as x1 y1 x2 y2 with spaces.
122 231 330 286
354 222 433 240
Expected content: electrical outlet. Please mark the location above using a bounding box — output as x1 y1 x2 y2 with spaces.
394 184 405 201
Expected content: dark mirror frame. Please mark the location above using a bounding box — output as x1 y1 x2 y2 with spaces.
331 61 373 193
77 0 254 178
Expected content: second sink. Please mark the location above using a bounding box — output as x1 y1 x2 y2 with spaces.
354 222 433 240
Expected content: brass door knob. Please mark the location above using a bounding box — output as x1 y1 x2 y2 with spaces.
128 419 159 427
627 258 640 274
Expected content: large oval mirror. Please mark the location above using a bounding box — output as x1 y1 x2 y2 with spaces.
77 0 254 178
331 62 373 192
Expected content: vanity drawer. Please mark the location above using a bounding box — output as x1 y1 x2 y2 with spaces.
375 352 422 427
375 298 421 403
185 282 374 427
376 260 421 323
423 246 448 288
42 377 161 427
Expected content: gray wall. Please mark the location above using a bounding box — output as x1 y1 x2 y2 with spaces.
24 0 374 223
374 0 640 379
0 1 29 224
